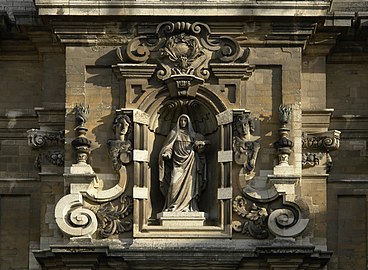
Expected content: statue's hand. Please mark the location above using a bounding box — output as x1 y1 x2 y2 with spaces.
194 141 205 152
162 153 170 160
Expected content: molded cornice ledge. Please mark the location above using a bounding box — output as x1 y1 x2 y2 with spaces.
35 0 331 17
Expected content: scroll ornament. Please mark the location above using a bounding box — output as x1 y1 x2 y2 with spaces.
55 193 132 238
232 195 309 239
117 21 250 96
55 110 134 238
302 130 340 172
27 129 65 169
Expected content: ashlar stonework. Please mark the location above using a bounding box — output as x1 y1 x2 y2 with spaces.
4 0 368 269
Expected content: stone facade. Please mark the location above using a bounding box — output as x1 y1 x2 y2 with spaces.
0 0 368 269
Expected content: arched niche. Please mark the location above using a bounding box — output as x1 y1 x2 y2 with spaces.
133 86 233 238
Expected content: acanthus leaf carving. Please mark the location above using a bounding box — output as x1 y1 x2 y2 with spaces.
302 130 340 151
232 196 269 239
91 195 133 238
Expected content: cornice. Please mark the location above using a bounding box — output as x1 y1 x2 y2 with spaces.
35 1 331 17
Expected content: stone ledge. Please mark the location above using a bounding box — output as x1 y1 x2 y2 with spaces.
157 211 207 227
35 1 331 17
33 241 332 270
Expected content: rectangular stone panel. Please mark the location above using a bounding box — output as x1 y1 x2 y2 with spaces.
0 195 30 270
337 195 367 270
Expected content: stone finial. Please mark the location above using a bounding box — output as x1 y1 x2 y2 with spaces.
71 104 91 165
274 104 293 166
73 103 89 127
278 104 292 127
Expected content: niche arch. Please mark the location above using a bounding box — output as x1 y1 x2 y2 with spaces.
133 86 234 238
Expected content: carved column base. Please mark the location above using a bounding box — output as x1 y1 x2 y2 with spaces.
157 212 207 227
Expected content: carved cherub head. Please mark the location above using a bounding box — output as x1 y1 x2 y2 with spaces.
235 113 255 138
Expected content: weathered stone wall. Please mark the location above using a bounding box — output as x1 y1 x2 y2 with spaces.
301 56 327 111
0 23 66 267
1 0 368 269
327 60 368 269
65 47 120 176
327 63 368 116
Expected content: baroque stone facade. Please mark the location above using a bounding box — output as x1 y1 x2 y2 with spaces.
1 0 368 269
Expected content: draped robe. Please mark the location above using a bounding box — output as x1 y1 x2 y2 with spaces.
159 115 206 212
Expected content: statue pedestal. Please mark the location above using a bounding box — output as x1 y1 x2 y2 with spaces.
157 212 207 227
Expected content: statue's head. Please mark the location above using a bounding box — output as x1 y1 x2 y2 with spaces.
178 115 189 129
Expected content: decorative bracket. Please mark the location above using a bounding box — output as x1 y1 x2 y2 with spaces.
302 130 340 173
27 129 65 170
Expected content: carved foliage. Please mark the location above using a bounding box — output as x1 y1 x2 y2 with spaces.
232 196 269 239
232 195 309 239
120 21 249 83
55 194 133 238
72 103 89 126
278 104 292 126
302 152 324 168
93 195 133 238
47 151 65 166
